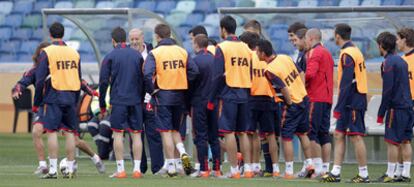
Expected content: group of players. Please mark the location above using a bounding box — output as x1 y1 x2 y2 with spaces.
11 15 413 183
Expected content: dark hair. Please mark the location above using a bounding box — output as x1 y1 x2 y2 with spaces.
220 15 237 34
49 22 64 38
295 28 308 39
239 32 260 50
397 28 414 48
287 22 307 33
208 38 217 46
243 19 262 34
257 39 274 57
155 23 171 39
193 34 209 48
377 31 396 53
189 25 208 37
33 42 50 66
334 23 352 40
111 27 126 43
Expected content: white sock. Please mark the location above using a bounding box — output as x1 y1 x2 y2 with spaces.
253 163 261 172
194 163 200 171
91 154 100 164
230 166 239 174
39 161 47 168
175 159 183 170
313 158 322 174
67 160 74 173
133 160 141 172
402 162 411 178
358 166 368 178
175 143 186 156
395 163 403 177
49 158 57 174
272 163 280 173
166 159 176 173
244 163 252 172
331 165 341 176
305 158 313 167
386 162 396 178
285 162 294 175
322 162 330 173
116 160 124 173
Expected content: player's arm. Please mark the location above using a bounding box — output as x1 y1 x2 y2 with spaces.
186 55 199 83
207 47 225 109
34 51 49 111
81 79 98 97
12 67 36 99
143 52 156 95
98 56 111 113
138 56 145 103
265 71 292 106
305 50 321 81
377 60 394 123
333 54 354 119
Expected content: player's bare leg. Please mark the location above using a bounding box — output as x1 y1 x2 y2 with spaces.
110 132 127 178
130 132 143 178
32 124 47 175
224 133 240 178
296 134 314 178
310 140 322 175
349 135 369 182
172 131 193 175
282 139 294 179
267 134 279 177
321 143 332 174
377 142 399 183
64 132 76 178
400 142 412 181
320 132 345 182
239 132 253 178
74 137 105 173
41 131 59 179
161 131 177 176
251 133 261 175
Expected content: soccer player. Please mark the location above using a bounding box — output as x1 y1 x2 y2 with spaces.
34 22 81 179
243 19 263 37
394 28 414 182
188 34 218 178
376 32 413 183
240 32 280 177
143 24 198 177
129 28 165 174
99 27 145 179
321 23 369 183
304 28 334 176
257 39 312 179
189 25 217 55
12 42 104 175
208 15 253 179
288 22 308 72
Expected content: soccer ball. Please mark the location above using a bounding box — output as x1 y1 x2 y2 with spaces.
59 158 78 175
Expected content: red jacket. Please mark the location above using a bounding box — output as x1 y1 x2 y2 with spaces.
305 43 334 104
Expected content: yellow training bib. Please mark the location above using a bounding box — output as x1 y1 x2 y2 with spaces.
338 46 368 94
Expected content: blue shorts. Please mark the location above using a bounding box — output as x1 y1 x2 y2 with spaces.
281 99 309 141
217 100 251 134
42 103 78 134
250 110 276 136
274 103 281 137
110 104 143 133
335 108 366 136
308 102 332 145
155 105 186 132
384 108 414 145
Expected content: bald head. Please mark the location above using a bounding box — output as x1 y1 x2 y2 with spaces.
129 28 144 51
305 28 322 50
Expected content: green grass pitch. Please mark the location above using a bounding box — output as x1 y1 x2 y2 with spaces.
0 133 412 187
